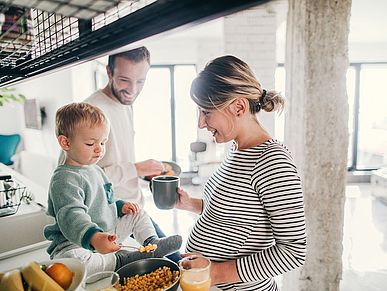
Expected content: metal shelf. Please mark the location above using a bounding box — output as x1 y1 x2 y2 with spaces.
0 0 268 87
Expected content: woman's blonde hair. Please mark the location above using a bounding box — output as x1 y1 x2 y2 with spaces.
190 55 284 114
55 102 108 137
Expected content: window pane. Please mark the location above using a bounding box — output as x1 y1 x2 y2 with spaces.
357 65 387 169
134 68 172 161
175 65 197 171
347 66 356 168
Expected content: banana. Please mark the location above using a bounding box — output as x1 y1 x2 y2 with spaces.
21 261 64 291
0 269 24 291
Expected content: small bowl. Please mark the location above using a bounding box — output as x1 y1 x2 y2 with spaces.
40 258 86 291
116 258 181 291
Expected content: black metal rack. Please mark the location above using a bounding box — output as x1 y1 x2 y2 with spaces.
0 0 268 87
0 174 31 217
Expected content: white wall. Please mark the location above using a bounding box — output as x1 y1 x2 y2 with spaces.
0 102 24 135
147 39 200 65
11 68 74 158
71 61 97 102
349 42 387 62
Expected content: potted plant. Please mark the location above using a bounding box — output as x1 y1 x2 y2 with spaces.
0 87 26 106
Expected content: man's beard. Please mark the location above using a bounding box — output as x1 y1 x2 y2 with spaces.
110 83 136 105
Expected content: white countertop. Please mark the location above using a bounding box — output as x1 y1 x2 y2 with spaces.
0 162 48 207
0 162 52 263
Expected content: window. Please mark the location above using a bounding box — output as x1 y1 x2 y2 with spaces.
276 63 387 171
134 65 197 172
174 66 198 170
133 67 172 163
347 66 356 168
355 64 387 170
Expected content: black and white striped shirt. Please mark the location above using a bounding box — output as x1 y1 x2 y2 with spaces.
186 139 306 290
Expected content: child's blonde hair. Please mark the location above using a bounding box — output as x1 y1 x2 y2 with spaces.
55 102 108 137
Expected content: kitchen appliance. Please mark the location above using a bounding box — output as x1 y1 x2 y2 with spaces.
0 174 32 217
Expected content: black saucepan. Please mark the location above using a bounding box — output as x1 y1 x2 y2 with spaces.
116 258 181 291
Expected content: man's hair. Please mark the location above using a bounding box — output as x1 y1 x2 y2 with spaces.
108 46 150 73
55 102 108 137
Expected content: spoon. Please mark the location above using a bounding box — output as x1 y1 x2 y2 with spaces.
119 243 157 253
118 244 140 250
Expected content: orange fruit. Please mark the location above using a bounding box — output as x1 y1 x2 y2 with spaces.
45 262 74 290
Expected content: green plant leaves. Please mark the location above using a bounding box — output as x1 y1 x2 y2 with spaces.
0 88 26 106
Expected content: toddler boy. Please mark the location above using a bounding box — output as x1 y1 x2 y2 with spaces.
44 102 181 275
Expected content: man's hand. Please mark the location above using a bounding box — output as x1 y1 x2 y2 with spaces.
90 232 120 254
135 159 164 177
122 202 140 214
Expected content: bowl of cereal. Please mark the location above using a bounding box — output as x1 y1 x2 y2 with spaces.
115 258 180 291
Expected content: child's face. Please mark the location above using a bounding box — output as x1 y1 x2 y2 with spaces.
63 122 110 167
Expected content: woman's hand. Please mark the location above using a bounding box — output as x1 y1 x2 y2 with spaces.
175 187 191 210
179 253 240 286
210 260 240 286
176 187 204 214
122 202 140 214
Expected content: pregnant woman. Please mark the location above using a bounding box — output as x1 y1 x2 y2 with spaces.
176 55 306 290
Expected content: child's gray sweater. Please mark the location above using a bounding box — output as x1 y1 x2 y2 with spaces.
44 164 124 254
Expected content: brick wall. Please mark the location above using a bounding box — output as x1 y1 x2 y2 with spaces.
224 4 278 135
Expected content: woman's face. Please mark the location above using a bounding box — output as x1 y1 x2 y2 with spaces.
197 106 236 143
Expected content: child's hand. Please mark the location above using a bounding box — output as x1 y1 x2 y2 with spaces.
90 232 120 254
122 202 140 214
